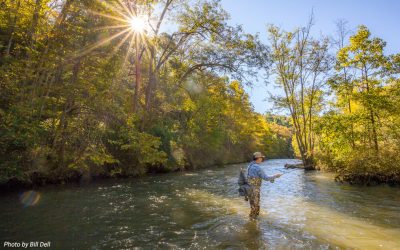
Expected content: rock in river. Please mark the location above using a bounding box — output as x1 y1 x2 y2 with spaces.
284 163 304 169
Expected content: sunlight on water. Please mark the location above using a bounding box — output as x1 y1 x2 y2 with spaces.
184 173 198 176
269 195 400 249
184 188 250 216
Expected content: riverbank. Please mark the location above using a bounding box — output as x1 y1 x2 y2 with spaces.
334 172 400 186
0 159 252 193
3 158 400 193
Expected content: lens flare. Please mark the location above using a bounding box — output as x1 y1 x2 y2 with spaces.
74 1 150 60
129 16 147 33
20 190 41 207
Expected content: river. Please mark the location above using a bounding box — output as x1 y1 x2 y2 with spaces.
1 159 400 249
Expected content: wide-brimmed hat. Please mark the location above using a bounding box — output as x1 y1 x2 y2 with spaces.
253 152 265 159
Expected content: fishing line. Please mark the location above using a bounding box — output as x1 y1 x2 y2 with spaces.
279 169 298 175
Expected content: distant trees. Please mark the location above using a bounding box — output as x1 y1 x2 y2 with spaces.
263 113 293 158
267 17 332 169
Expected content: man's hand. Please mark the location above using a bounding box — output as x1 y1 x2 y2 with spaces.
270 173 282 183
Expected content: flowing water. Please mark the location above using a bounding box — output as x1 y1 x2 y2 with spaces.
1 159 400 249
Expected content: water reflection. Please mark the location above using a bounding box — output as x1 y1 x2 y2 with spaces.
240 221 265 249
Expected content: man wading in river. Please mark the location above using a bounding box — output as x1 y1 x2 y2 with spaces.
247 152 282 219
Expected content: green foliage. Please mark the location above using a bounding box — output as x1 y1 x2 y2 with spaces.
315 26 400 184
267 21 400 183
107 117 167 176
0 0 280 186
0 107 39 183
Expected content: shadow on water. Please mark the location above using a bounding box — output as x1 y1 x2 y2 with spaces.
0 159 400 249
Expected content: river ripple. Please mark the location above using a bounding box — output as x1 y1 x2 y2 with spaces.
1 159 399 249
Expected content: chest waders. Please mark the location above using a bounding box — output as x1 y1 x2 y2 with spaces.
247 164 262 219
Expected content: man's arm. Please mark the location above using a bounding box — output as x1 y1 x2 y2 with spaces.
257 167 282 181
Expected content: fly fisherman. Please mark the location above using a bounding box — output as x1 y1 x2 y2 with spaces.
247 152 282 219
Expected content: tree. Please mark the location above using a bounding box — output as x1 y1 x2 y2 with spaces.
0 0 277 186
267 17 332 169
315 26 400 184
337 25 389 153
328 20 356 148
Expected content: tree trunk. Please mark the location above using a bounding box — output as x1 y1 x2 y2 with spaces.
364 66 379 153
32 0 74 87
370 109 379 153
27 0 42 46
348 98 355 149
133 34 141 113
5 0 21 57
303 155 315 170
145 46 155 111
52 58 81 167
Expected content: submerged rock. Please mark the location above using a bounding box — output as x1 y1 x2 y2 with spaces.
284 163 304 169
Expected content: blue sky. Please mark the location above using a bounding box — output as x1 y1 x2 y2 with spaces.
220 0 400 114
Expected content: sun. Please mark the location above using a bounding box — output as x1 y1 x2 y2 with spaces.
76 1 151 59
129 16 147 33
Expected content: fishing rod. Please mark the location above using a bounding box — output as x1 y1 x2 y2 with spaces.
278 169 298 175
268 169 298 182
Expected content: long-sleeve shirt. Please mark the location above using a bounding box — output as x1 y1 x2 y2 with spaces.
247 161 275 181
